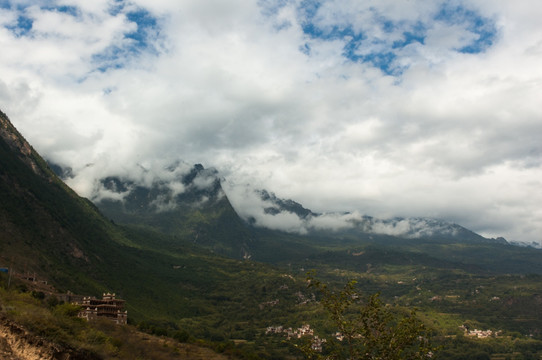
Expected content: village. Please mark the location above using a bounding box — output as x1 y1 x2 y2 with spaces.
460 325 502 339
266 324 326 352
1 268 127 325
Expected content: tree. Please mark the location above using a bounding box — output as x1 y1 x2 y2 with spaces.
299 274 436 359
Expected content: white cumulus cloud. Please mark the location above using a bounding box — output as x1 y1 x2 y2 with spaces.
0 0 541 245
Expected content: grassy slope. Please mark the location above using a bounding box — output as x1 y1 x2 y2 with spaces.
0 286 234 360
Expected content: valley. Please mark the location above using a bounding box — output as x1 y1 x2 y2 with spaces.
2 108 542 359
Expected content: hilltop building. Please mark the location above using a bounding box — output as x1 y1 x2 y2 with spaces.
77 293 127 325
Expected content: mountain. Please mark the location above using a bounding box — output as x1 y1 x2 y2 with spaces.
49 157 503 252
84 163 254 259
0 109 130 291
251 189 500 244
0 109 323 358
48 161 502 267
4 109 542 359
50 155 541 274
257 189 317 219
0 109 304 323
48 149 542 274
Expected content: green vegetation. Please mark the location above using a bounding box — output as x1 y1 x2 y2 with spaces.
2 110 542 358
0 285 234 359
297 275 436 359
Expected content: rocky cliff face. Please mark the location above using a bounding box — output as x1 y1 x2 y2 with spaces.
0 315 99 360
0 110 43 178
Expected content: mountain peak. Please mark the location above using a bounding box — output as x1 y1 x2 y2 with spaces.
0 110 48 178
257 189 317 219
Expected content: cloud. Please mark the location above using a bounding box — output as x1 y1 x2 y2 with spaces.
308 212 359 232
67 159 197 202
222 182 481 241
0 0 541 245
222 182 307 234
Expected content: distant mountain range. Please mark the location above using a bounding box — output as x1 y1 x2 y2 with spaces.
254 189 501 244
78 163 542 273
2 106 535 273
49 159 508 249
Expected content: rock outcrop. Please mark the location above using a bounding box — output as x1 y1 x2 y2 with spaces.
0 315 99 360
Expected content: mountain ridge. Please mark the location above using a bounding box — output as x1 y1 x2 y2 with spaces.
49 158 510 248
46 156 542 275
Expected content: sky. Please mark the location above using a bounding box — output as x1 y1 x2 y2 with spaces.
0 0 541 245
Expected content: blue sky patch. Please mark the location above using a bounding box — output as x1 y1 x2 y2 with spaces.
54 5 79 17
37 4 81 17
108 0 124 17
91 47 126 73
393 22 426 49
258 0 291 17
5 15 33 37
292 1 497 75
3 2 80 37
297 0 322 22
358 52 398 75
91 5 162 73
378 16 395 34
108 0 162 57
393 31 425 49
299 43 311 55
125 9 158 49
435 4 496 53
295 1 413 75
1 1 161 72
300 16 401 75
